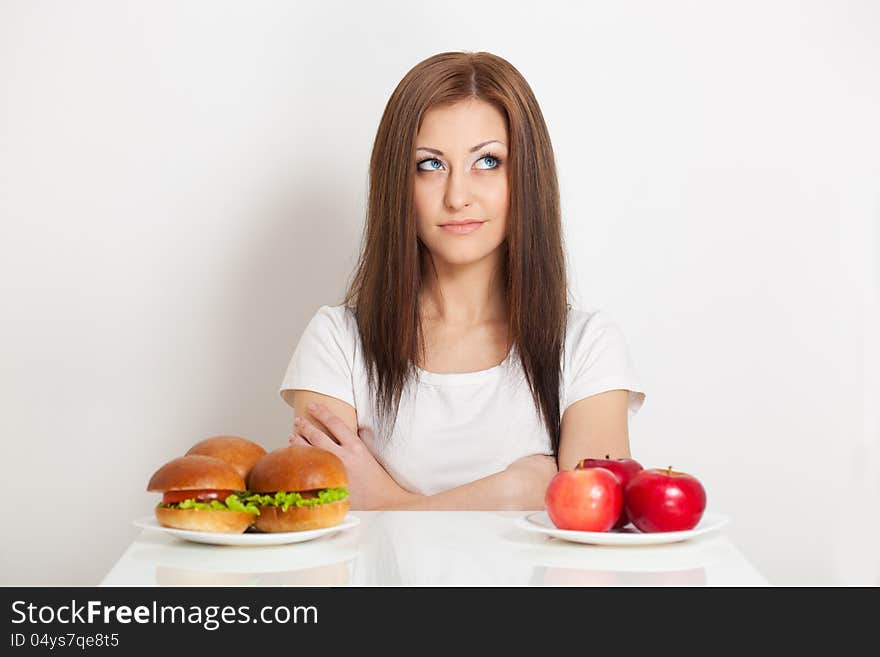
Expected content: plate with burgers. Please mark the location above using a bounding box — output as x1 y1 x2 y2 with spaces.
138 444 359 546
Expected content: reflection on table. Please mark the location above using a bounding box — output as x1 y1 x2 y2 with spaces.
101 511 768 586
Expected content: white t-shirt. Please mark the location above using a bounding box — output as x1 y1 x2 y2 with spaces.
279 304 646 496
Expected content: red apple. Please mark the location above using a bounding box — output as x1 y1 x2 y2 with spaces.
624 466 707 532
576 455 643 528
544 467 623 532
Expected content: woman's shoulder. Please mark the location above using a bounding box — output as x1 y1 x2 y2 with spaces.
305 303 359 340
313 302 355 320
565 304 614 332
562 304 631 356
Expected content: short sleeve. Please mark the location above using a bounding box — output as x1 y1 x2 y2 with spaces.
562 309 647 417
278 305 356 409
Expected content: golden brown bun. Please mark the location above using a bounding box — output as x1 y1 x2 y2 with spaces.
147 455 245 492
247 445 348 493
154 506 254 533
253 499 350 533
186 435 267 480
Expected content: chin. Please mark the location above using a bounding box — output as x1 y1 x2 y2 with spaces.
423 236 506 266
434 247 496 266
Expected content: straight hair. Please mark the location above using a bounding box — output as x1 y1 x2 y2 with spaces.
342 51 571 456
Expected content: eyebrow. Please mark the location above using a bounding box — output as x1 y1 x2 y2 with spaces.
415 140 506 156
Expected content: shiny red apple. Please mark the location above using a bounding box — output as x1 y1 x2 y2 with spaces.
624 466 707 532
544 467 623 532
576 455 643 528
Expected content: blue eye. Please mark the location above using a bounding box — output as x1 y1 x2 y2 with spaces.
475 155 499 170
417 158 444 172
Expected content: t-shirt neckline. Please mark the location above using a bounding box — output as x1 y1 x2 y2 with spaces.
415 346 516 386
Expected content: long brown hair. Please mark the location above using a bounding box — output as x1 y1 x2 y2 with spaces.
341 51 570 456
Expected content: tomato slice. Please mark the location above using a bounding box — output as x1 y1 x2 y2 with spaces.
162 489 238 505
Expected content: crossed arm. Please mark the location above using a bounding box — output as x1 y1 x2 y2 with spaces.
284 388 632 511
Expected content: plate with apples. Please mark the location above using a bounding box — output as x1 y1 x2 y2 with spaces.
516 457 731 546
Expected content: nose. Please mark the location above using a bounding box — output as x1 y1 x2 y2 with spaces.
443 167 473 211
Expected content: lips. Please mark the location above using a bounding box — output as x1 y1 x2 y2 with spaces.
439 216 487 236
441 221 485 235
440 218 485 226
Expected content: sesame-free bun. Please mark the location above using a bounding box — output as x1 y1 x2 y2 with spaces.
253 500 350 533
154 506 254 534
247 446 350 533
148 456 252 534
247 445 349 493
147 455 246 492
186 435 267 480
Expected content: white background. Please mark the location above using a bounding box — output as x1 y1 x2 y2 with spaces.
1 0 878 586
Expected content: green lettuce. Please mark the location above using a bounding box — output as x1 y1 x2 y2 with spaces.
159 493 261 515
159 488 349 515
243 488 349 512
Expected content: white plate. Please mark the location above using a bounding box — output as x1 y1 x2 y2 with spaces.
133 514 360 546
515 511 730 546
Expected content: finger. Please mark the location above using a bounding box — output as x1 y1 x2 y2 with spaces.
295 417 342 454
306 403 358 446
288 432 309 446
292 424 318 446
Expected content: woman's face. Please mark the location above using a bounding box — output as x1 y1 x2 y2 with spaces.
413 98 509 267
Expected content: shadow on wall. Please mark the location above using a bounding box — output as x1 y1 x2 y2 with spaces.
204 167 363 454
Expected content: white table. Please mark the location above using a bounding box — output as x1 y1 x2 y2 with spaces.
101 511 769 586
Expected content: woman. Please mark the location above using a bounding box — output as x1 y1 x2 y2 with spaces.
280 51 646 510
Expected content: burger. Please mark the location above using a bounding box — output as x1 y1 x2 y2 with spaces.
186 435 267 481
147 455 259 533
245 445 350 532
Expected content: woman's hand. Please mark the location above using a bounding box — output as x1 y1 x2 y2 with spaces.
289 402 414 510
